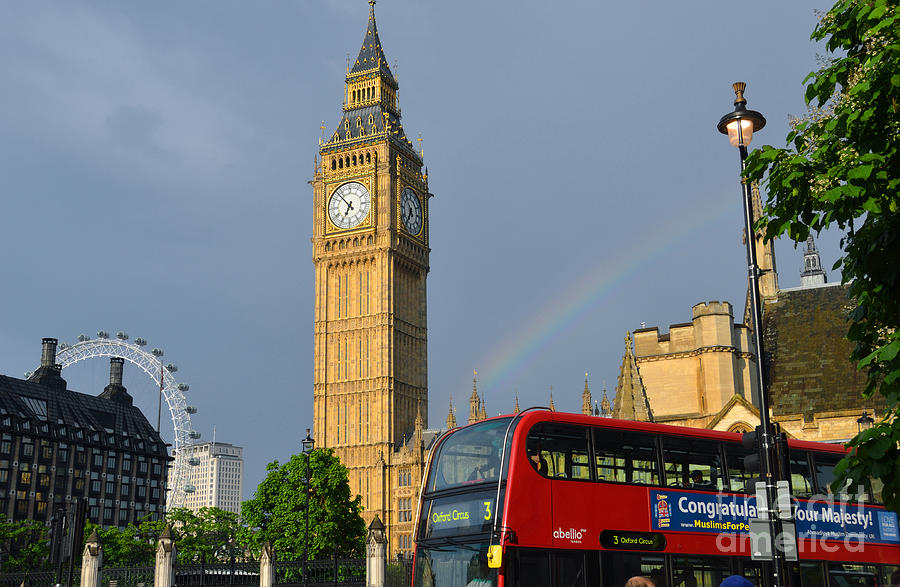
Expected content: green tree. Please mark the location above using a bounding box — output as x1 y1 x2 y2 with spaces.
241 448 365 560
167 507 243 563
84 515 167 567
0 514 51 572
744 0 900 511
84 507 243 567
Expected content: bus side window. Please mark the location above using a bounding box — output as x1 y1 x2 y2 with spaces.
526 423 591 480
594 429 658 486
789 452 814 499
661 437 724 491
812 452 862 501
724 441 756 493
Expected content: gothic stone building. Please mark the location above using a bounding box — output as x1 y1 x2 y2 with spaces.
0 338 168 528
614 225 885 442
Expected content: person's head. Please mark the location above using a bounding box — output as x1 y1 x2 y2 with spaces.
719 575 755 587
625 576 655 587
691 470 704 483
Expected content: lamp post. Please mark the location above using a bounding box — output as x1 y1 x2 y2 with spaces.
857 410 875 433
718 83 789 587
302 428 315 587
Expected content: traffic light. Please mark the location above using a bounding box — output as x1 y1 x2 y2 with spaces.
742 426 764 492
773 428 791 483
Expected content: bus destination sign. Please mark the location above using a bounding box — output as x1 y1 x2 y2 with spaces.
600 530 666 551
422 490 496 539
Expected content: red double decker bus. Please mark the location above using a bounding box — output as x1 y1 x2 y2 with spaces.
412 409 900 587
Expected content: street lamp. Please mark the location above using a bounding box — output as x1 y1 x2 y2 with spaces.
857 410 875 433
302 428 315 587
718 83 790 587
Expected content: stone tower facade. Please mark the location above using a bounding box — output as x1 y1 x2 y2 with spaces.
312 0 430 538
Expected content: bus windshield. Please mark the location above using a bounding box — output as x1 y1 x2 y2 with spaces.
427 417 513 492
414 541 498 587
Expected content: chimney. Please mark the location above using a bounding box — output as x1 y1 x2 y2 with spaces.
30 337 67 391
99 357 133 405
41 338 58 367
109 357 124 387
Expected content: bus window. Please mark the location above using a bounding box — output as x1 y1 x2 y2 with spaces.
553 551 588 587
883 565 900 587
671 556 731 586
515 549 550 587
827 563 877 586
428 417 512 491
789 452 814 499
813 452 861 501
871 476 885 505
724 441 756 493
593 429 658 486
527 423 591 480
736 560 764 584
800 562 825 586
661 437 724 491
600 552 665 587
413 542 498 587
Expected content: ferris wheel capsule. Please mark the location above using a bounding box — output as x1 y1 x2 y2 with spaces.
135 338 147 347
166 364 178 373
185 406 197 414
152 348 164 357
177 383 189 392
116 332 129 340
97 331 109 339
77 334 89 342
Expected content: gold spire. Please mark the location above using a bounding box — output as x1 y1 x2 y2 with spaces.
582 372 592 416
600 382 612 417
446 397 457 429
513 393 520 414
469 370 481 424
549 386 555 412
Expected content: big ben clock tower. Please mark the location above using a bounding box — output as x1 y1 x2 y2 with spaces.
312 0 430 529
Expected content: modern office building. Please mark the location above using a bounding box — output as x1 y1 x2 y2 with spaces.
173 441 243 514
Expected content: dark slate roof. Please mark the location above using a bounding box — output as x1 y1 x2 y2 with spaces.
0 373 166 455
762 283 887 417
350 1 396 85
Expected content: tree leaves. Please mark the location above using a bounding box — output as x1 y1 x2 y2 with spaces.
745 0 900 513
240 448 365 560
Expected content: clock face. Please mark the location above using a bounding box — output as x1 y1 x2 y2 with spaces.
328 182 371 230
400 187 423 235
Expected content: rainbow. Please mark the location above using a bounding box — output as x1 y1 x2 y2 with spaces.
477 196 736 400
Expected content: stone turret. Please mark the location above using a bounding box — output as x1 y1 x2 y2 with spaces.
612 333 653 422
446 399 456 429
581 374 592 415
800 235 827 288
468 371 481 424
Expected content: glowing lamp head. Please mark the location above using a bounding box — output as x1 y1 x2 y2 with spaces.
717 82 766 148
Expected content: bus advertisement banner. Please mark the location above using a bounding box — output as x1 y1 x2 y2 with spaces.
650 489 900 546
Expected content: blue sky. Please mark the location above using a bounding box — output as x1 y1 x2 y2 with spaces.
0 0 838 497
